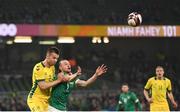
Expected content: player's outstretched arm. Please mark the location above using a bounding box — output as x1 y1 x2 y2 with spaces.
57 66 82 82
168 92 178 108
38 72 72 90
38 77 65 90
69 66 82 81
75 64 107 87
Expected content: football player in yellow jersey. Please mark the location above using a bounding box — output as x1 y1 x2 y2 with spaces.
144 66 178 111
27 47 68 112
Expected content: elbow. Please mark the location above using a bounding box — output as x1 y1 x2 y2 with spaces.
143 89 148 93
143 89 148 95
39 85 48 90
40 86 47 90
84 83 88 87
81 82 88 87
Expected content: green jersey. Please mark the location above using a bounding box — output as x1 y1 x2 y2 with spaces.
49 73 78 111
116 91 142 111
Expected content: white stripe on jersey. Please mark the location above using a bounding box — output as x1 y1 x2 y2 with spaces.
118 101 122 104
135 99 139 103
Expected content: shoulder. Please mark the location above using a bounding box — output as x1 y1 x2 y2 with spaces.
34 62 44 67
147 76 155 82
164 77 171 82
33 62 44 71
130 91 135 94
119 93 124 96
164 77 170 80
149 76 156 80
129 91 136 96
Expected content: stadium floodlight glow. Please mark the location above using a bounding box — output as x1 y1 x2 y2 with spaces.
103 37 109 43
14 36 32 43
97 38 102 43
57 37 75 43
92 37 101 43
6 40 13 45
39 40 56 45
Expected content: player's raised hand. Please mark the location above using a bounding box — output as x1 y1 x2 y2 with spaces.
76 66 82 76
95 64 107 76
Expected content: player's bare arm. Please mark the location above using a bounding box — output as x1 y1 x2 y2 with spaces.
58 66 82 82
167 92 178 108
68 66 82 81
76 64 107 87
38 75 67 90
143 89 153 103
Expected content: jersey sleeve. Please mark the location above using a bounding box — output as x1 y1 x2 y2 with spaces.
131 92 142 110
144 78 152 90
131 92 139 103
167 79 172 92
34 65 45 81
116 95 124 111
118 95 123 104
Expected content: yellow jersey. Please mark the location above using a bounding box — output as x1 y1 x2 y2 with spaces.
144 76 172 104
28 62 55 101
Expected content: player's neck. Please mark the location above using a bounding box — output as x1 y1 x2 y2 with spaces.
42 60 51 68
157 76 164 80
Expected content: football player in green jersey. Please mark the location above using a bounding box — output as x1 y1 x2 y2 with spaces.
116 83 142 111
48 60 107 111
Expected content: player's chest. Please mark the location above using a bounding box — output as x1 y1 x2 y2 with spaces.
44 68 54 81
152 80 167 90
60 82 75 94
121 95 131 103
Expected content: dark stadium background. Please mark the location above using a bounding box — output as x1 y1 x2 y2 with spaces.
0 0 180 111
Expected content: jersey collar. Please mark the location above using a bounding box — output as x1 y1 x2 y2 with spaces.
41 62 45 67
155 77 165 80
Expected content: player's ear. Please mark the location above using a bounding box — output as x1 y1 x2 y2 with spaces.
59 65 63 71
46 52 50 58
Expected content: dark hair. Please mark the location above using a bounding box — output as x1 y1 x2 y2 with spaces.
122 83 129 87
47 47 60 55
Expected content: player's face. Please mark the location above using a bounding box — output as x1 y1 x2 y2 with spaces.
156 67 164 78
60 61 71 73
121 85 129 93
47 52 59 66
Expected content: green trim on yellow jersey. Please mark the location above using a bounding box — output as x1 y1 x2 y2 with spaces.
29 80 38 98
29 79 45 98
41 62 45 67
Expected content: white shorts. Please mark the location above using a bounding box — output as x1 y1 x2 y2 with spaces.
48 105 66 112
